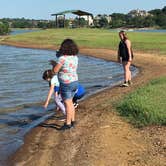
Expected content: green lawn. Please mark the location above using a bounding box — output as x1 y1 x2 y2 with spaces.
4 28 166 55
116 77 166 127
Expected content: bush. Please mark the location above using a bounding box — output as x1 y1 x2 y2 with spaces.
0 22 10 35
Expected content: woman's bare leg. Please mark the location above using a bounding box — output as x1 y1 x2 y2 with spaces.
123 61 131 82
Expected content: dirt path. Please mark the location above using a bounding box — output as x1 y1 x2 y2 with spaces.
4 45 166 166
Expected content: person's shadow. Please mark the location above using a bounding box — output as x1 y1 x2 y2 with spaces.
39 115 65 130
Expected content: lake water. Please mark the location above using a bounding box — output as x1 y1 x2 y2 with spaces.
10 29 41 35
110 29 166 33
134 29 166 33
0 30 138 163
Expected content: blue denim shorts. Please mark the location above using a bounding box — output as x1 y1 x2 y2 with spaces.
60 81 78 100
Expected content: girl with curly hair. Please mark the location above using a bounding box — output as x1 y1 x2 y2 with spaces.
52 39 79 130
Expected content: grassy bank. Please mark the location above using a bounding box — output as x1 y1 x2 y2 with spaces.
2 28 166 55
116 76 166 127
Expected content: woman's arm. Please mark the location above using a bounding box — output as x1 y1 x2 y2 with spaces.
117 49 121 63
43 84 54 109
125 39 132 61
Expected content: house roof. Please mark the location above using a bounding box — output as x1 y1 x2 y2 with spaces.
51 10 93 17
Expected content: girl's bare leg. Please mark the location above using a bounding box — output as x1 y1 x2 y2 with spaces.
64 99 75 125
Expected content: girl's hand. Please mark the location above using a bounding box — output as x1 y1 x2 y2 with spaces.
43 102 48 109
55 92 58 97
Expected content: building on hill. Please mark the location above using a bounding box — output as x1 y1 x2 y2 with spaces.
128 9 152 17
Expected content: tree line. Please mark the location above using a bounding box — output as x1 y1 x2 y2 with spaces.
0 6 165 35
94 6 166 28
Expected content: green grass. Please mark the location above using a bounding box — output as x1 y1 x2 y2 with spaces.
3 28 166 55
116 77 166 127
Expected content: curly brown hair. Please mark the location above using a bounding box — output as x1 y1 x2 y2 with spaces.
59 39 79 56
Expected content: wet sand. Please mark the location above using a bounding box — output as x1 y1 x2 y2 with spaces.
2 41 166 166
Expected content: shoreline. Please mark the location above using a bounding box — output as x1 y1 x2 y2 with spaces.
2 41 166 166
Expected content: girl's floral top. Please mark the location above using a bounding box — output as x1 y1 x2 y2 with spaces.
57 55 78 84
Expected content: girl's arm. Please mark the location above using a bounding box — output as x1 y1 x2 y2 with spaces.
43 84 54 109
53 63 62 74
125 39 132 61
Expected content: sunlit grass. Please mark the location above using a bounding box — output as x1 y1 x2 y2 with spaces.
3 28 166 55
116 77 166 127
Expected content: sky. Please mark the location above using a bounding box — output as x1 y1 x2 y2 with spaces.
0 0 165 20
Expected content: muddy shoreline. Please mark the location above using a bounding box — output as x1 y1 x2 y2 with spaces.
1 41 166 166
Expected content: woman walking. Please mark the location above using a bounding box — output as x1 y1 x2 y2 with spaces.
118 31 133 87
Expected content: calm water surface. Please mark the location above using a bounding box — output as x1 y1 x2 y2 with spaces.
10 29 41 35
134 29 166 33
110 29 166 33
0 30 138 163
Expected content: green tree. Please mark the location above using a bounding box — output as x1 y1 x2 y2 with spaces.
149 9 162 16
11 18 34 28
148 6 166 28
156 13 166 27
143 16 155 27
98 17 109 28
162 6 166 14
37 22 47 29
0 22 10 35
111 13 126 28
73 17 87 28
127 16 145 28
